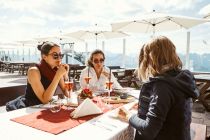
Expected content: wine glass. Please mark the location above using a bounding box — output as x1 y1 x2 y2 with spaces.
64 77 74 110
84 77 91 88
105 81 113 109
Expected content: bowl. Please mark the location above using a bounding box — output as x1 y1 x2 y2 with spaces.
120 93 128 99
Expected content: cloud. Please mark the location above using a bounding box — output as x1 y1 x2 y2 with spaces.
15 17 46 26
0 0 200 26
0 0 206 44
199 3 210 16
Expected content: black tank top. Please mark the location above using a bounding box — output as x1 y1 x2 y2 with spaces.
24 68 51 106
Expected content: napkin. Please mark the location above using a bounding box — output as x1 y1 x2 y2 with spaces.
70 98 102 118
66 97 78 107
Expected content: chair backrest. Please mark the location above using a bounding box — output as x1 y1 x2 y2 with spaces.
0 85 26 106
107 66 121 70
68 65 86 80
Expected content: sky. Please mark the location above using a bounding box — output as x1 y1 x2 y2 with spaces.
0 0 210 55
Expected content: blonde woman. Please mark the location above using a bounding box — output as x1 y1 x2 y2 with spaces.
79 49 122 92
118 36 199 140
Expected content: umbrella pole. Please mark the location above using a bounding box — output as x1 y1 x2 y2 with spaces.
122 38 126 68
152 25 155 38
102 41 105 52
22 44 25 61
95 33 98 49
85 42 88 61
185 31 190 70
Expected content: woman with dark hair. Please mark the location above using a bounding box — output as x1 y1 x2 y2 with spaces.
6 42 69 111
117 36 199 140
79 49 121 92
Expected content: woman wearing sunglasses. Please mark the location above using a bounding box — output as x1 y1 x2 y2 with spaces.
6 42 69 111
79 49 122 92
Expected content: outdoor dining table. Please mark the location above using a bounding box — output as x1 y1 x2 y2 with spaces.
194 74 210 111
0 92 138 140
0 89 205 140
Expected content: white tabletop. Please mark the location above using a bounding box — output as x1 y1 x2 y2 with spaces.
0 101 136 140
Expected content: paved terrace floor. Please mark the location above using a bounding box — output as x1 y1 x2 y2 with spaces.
0 71 210 139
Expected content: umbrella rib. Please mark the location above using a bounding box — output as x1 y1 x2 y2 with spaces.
154 18 169 25
142 19 168 26
141 20 154 26
113 22 132 31
144 17 187 29
166 17 187 29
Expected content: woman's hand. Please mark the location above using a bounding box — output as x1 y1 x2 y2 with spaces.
117 107 131 122
63 64 70 80
56 64 69 78
63 64 70 73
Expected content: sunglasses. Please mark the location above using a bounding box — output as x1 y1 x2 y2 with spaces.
93 58 104 64
48 52 64 60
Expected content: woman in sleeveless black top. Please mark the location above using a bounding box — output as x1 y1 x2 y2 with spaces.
6 42 70 111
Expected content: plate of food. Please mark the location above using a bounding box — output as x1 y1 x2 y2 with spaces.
94 89 109 95
101 96 135 104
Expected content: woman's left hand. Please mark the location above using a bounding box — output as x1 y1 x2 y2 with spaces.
117 107 131 122
63 64 69 73
62 64 69 80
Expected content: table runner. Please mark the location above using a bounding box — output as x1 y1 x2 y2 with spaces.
11 101 123 135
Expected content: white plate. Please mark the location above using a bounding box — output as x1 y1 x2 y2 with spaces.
94 89 109 95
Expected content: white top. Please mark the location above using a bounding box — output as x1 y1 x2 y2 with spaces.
79 66 122 92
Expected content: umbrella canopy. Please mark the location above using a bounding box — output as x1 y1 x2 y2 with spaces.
111 10 209 36
17 39 39 46
16 39 39 61
111 10 209 69
35 35 83 44
64 30 128 48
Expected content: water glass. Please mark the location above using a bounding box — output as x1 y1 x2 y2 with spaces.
49 95 62 113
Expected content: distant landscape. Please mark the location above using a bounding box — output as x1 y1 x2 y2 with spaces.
180 53 210 72
105 52 210 72
1 51 210 73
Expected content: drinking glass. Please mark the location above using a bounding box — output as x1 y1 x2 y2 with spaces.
64 77 74 110
84 77 91 88
50 95 62 113
105 81 113 109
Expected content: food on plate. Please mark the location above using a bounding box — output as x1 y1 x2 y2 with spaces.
79 88 93 99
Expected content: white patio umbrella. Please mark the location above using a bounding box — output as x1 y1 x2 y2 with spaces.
17 39 38 45
111 10 209 69
63 30 128 48
16 39 38 61
34 35 83 44
64 28 128 67
35 35 84 64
